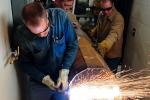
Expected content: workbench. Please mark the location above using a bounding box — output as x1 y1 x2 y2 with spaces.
69 29 109 81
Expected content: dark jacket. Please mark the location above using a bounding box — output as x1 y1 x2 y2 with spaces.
14 8 78 82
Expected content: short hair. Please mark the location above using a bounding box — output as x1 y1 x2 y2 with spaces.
22 2 46 25
100 0 114 3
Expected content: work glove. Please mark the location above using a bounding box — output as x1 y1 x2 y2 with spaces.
42 75 56 90
98 40 112 57
56 69 69 91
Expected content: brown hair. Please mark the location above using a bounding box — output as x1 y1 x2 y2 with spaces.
100 0 113 3
22 2 46 26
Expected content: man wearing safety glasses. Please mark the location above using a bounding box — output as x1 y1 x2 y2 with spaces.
14 2 78 100
90 0 124 73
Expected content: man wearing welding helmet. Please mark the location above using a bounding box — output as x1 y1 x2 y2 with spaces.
90 0 124 73
14 2 78 100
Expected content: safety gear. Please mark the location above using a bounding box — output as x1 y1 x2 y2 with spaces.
42 75 56 90
56 69 69 91
98 40 112 57
95 7 124 58
14 8 78 82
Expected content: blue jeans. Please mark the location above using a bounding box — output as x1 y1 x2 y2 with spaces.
29 81 68 100
104 57 121 73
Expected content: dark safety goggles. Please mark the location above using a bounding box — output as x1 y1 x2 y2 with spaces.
101 7 112 11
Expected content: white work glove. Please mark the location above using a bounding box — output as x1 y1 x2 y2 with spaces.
56 69 69 91
42 75 56 90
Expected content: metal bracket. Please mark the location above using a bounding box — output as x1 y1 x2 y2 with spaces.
8 46 20 64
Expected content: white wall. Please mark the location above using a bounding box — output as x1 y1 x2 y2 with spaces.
123 0 150 69
0 0 20 100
